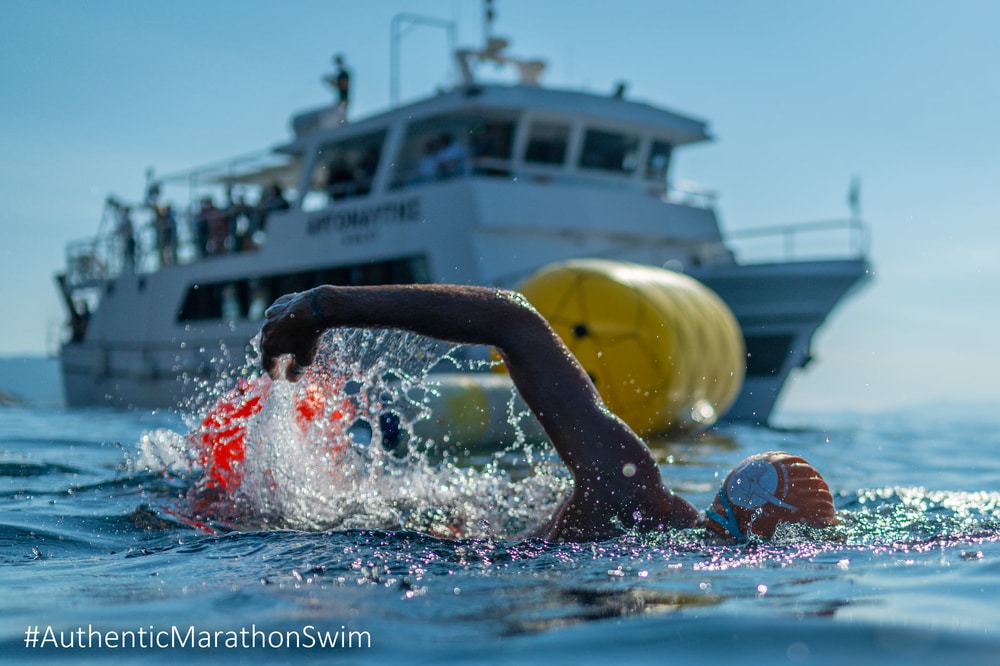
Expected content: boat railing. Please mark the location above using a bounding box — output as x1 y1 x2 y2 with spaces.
666 180 718 208
155 149 297 200
724 218 869 264
63 224 171 289
396 159 714 204
62 201 282 291
64 236 115 289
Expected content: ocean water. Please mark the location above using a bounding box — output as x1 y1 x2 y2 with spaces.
2 335 1000 664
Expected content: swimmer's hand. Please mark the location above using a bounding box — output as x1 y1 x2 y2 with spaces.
260 289 328 381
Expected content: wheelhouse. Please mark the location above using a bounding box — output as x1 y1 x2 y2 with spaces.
286 84 712 214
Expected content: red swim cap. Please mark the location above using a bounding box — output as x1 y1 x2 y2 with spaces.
704 451 836 540
193 376 350 493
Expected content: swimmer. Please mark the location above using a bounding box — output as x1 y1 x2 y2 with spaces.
260 284 837 542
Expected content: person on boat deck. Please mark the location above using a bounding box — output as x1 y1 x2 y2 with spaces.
113 203 137 272
260 284 838 542
256 182 290 234
435 133 468 179
325 54 351 114
205 199 229 256
417 138 442 183
325 157 356 200
192 197 214 259
154 204 177 266
225 192 253 252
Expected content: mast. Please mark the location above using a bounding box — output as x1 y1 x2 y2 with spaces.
389 13 458 108
484 0 495 44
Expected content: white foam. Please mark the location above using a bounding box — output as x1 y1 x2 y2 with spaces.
144 329 568 538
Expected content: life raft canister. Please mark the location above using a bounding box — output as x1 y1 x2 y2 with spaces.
516 259 745 435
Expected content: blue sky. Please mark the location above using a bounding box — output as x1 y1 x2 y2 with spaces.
1 1 998 414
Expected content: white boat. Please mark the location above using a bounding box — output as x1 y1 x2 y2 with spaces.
54 30 870 424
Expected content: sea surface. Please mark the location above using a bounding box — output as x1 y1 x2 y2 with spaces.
2 341 1000 664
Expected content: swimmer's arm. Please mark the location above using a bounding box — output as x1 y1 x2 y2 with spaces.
261 284 698 535
262 284 627 472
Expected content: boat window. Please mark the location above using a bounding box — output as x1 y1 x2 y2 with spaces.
469 119 515 176
176 255 430 322
390 114 515 188
579 129 639 174
645 140 672 181
524 122 570 166
302 130 387 212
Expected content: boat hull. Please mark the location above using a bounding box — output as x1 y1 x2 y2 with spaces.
59 256 869 424
692 257 871 423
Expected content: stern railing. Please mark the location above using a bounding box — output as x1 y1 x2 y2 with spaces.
724 218 869 264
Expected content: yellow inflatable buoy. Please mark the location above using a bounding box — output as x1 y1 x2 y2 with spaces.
516 259 745 436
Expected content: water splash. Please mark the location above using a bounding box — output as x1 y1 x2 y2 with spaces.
128 332 1000 552
134 329 568 538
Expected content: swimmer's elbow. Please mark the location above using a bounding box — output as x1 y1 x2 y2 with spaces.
497 289 539 314
497 289 549 333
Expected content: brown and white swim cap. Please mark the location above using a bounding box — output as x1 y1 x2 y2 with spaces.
704 451 837 540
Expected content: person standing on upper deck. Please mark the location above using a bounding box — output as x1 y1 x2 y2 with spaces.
154 204 177 266
325 54 351 118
